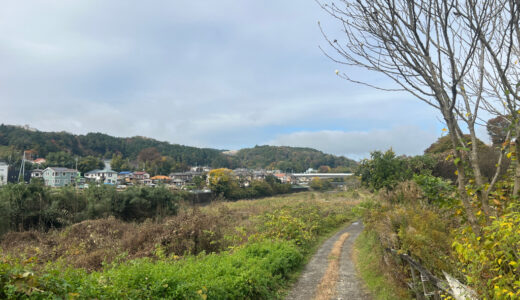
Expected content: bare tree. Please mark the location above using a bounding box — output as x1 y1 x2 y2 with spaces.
459 0 520 196
317 0 517 234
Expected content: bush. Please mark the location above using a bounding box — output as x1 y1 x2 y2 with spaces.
309 177 332 191
0 240 303 299
0 191 361 299
0 183 181 235
453 204 520 298
412 174 456 207
365 204 458 278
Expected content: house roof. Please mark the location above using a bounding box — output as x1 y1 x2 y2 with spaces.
85 169 117 174
119 171 133 175
169 171 202 176
151 175 170 180
133 171 148 175
46 167 77 172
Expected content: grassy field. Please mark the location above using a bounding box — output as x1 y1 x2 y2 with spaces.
0 189 367 299
353 230 411 300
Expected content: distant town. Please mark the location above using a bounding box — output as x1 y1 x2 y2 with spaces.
0 157 353 190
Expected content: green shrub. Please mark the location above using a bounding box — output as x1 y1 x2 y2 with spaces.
453 204 520 298
412 174 456 207
0 240 303 299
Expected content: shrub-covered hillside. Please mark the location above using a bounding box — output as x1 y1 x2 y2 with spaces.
0 124 357 174
231 145 358 172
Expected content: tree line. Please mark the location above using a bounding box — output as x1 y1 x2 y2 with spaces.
0 125 357 176
0 183 181 235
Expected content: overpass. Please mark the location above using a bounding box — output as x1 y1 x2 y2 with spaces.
291 173 353 179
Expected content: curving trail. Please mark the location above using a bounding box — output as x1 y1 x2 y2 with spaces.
286 221 371 300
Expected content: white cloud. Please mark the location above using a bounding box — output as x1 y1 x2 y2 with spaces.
268 126 439 159
0 1 445 155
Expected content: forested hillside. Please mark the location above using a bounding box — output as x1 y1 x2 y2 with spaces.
0 125 357 174
231 145 357 172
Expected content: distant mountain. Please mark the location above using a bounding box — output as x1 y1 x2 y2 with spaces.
231 145 358 172
0 124 357 173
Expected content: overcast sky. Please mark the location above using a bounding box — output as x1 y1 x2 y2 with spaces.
0 1 460 159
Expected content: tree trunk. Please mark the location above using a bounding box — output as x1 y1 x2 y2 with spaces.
446 116 481 236
513 124 520 198
467 126 492 218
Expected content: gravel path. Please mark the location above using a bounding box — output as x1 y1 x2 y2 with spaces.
286 221 371 300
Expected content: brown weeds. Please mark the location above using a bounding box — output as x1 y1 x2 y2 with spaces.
0 191 361 271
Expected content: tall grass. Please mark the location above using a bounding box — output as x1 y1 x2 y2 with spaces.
354 230 411 300
0 191 365 299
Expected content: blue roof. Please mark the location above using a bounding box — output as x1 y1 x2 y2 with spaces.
119 171 133 175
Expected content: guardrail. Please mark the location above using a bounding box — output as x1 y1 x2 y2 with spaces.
386 248 477 300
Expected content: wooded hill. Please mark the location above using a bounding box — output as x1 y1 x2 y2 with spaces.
230 145 357 172
0 124 357 173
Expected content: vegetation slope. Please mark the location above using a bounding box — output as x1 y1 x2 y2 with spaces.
0 190 366 299
0 124 357 174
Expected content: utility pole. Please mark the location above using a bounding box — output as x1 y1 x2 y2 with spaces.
18 151 26 183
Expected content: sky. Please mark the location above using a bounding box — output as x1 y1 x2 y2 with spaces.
0 1 460 160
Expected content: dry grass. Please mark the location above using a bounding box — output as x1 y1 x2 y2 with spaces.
0 191 366 271
314 232 350 300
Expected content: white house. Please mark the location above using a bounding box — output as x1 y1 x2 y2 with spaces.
84 168 118 184
31 169 44 180
0 162 8 186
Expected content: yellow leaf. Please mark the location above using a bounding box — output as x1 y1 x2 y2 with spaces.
507 152 512 159
455 170 459 175
442 128 448 132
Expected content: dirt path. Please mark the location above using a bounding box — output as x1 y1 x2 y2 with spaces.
286 221 371 300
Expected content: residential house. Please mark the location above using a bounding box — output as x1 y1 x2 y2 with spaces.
133 171 151 185
118 171 134 184
233 168 253 187
190 166 211 172
85 168 118 184
33 158 47 165
0 162 8 186
252 170 268 181
169 171 202 185
274 173 290 184
42 167 78 187
31 169 44 180
151 175 170 184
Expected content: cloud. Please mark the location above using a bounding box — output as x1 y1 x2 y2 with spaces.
268 126 439 159
0 1 444 155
